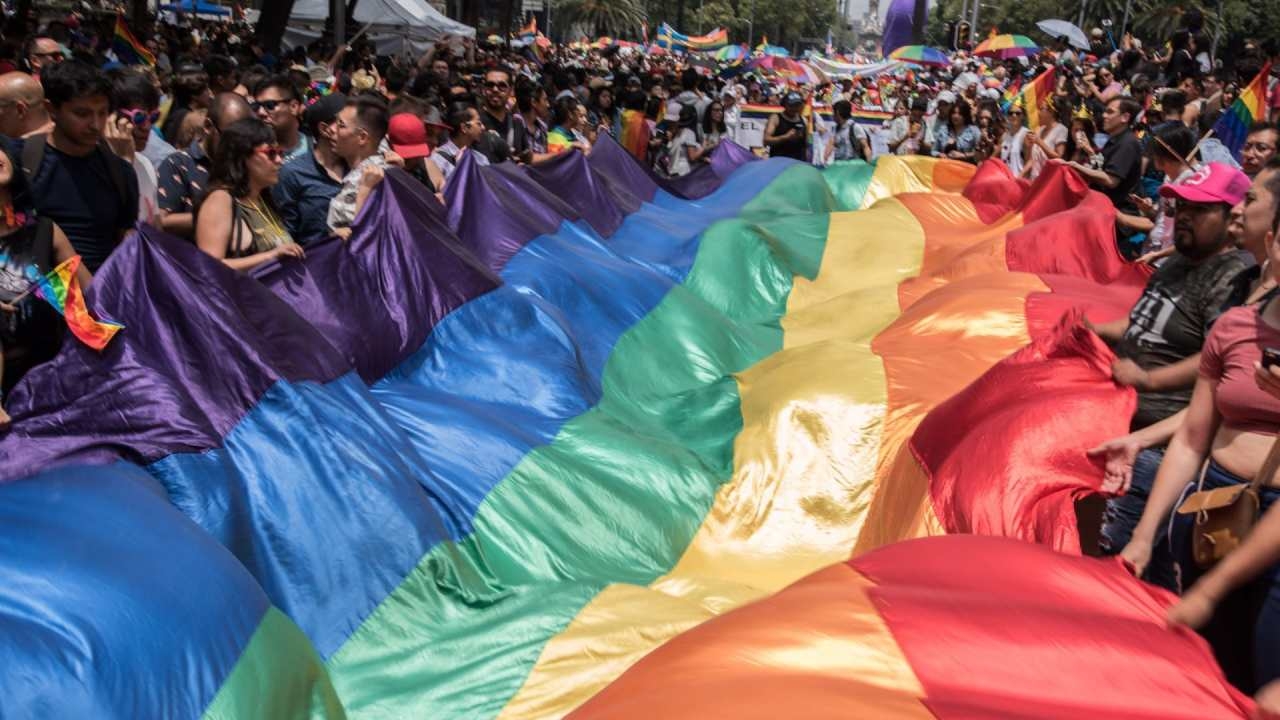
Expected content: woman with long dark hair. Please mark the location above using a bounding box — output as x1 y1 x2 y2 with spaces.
195 118 303 272
702 100 728 148
0 140 85 425
934 101 981 162
589 85 619 139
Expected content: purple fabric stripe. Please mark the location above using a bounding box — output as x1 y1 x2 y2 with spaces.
0 230 350 476
0 139 756 481
444 151 579 271
515 151 643 238
255 173 500 382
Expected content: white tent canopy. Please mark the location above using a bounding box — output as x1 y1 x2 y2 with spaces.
288 0 475 56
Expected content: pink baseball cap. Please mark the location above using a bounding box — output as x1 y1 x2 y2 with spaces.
1159 162 1251 206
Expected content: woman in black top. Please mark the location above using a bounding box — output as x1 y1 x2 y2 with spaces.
0 140 86 426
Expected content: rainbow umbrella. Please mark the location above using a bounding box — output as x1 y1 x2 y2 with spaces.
714 44 747 62
888 45 951 68
973 34 1040 59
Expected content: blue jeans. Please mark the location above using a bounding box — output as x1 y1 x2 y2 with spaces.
1100 447 1180 591
1171 459 1280 691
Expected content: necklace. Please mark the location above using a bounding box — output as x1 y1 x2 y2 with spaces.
237 196 289 246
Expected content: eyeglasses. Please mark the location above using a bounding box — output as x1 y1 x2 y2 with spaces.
119 107 161 125
254 145 285 163
251 99 286 113
484 81 509 90
29 51 62 62
1009 110 1025 116
1244 142 1276 153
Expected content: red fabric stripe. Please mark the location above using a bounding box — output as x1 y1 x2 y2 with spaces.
854 535 1254 720
913 315 1134 552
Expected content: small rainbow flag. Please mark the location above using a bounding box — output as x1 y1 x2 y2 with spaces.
112 14 155 67
1213 63 1271 161
34 255 123 351
1011 66 1055 129
547 126 576 154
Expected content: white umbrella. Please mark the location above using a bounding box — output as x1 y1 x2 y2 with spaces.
1036 19 1090 51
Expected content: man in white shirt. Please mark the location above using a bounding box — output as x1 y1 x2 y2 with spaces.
327 96 390 236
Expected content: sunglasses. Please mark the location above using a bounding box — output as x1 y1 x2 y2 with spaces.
483 81 509 90
119 107 161 125
254 145 285 162
251 99 287 113
1009 110 1025 116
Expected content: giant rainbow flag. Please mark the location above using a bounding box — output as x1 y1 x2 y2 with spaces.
0 136 1258 718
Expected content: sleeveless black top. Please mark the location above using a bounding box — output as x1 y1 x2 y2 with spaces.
771 114 808 160
0 217 64 393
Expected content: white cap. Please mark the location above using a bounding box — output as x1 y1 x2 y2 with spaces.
936 89 957 104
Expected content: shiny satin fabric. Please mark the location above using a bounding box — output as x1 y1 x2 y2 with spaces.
0 138 785 717
853 160 1151 555
501 163 934 717
0 144 1245 720
510 156 1182 716
916 316 1136 552
0 228 351 474
0 463 338 718
574 536 1253 719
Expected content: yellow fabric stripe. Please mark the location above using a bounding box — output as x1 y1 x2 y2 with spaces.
499 192 931 719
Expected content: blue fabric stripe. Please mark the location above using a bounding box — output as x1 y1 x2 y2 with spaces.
147 374 454 658
0 464 269 718
371 159 792 532
143 159 792 660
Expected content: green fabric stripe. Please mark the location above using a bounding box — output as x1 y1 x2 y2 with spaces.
202 608 346 720
316 161 872 718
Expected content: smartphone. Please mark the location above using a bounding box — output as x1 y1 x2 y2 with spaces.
1264 347 1280 370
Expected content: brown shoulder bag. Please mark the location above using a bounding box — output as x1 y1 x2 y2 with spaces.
1176 437 1280 569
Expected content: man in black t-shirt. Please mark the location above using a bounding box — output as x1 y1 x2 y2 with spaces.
1089 162 1251 572
18 60 137 273
1059 96 1144 214
1088 162 1251 430
475 68 525 164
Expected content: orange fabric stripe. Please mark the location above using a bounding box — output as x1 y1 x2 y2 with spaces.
567 564 933 720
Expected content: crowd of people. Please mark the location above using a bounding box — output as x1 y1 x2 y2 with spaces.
3 7 1280 710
